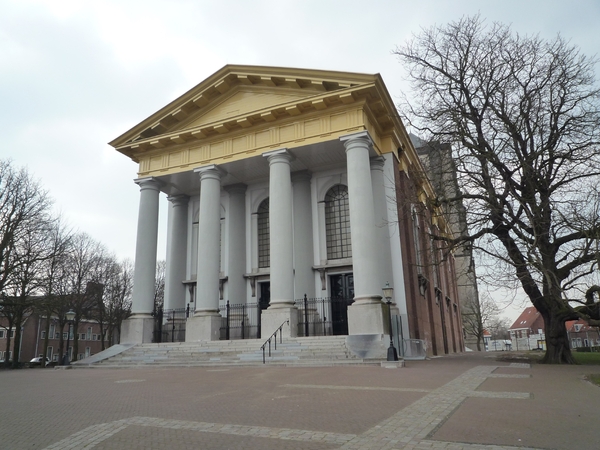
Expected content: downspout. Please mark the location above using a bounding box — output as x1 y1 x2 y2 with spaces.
34 316 41 357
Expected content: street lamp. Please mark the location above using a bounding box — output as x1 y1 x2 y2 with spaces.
383 283 398 361
62 309 75 366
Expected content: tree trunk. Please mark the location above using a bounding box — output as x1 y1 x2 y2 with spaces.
12 322 23 368
3 324 13 368
540 312 575 364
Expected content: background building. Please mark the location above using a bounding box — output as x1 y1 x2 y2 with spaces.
1 312 108 364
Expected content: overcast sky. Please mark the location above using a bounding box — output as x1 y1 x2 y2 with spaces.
2 0 599 320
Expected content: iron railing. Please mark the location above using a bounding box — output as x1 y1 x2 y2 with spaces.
260 320 289 363
295 295 354 337
218 301 262 340
152 306 190 343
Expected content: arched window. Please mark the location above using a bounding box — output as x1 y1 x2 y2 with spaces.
325 185 352 260
257 198 270 268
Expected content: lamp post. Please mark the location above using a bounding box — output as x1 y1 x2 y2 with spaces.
62 309 75 366
383 283 398 361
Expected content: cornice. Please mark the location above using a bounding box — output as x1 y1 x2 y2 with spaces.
109 64 380 151
116 83 381 162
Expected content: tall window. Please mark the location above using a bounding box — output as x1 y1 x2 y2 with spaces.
412 206 422 273
325 185 352 260
257 198 270 268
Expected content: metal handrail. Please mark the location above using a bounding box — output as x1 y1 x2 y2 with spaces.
260 320 289 364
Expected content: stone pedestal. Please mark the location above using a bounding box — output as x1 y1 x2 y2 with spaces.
347 301 386 335
120 316 154 345
186 315 222 342
261 308 298 339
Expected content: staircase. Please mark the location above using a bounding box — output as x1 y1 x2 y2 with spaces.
80 336 384 368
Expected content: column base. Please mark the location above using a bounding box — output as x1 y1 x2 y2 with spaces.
121 315 155 344
186 315 222 342
347 300 386 335
261 307 298 339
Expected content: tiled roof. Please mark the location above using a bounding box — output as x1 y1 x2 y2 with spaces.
510 306 541 330
566 319 595 332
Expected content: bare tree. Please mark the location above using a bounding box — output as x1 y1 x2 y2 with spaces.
37 218 72 367
395 15 600 364
488 316 512 341
0 160 51 293
63 233 107 361
154 260 166 312
3 217 55 367
103 259 133 346
462 293 500 351
0 160 53 367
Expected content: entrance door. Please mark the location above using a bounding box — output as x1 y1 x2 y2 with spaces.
330 273 354 335
259 282 270 311
257 282 270 339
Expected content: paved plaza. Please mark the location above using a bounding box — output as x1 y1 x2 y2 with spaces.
1 352 599 449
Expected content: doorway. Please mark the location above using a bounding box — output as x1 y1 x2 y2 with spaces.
257 282 270 339
329 273 354 335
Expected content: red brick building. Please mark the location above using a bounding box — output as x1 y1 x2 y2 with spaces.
1 313 108 365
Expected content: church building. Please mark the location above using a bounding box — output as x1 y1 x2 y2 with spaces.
109 65 464 356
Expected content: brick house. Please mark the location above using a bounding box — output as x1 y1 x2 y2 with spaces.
565 319 600 349
509 307 546 350
1 312 108 365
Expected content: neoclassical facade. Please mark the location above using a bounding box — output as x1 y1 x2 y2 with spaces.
110 65 464 355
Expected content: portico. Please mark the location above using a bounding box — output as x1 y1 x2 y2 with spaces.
110 65 464 357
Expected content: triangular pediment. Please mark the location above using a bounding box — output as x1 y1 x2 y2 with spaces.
179 88 318 131
109 65 382 149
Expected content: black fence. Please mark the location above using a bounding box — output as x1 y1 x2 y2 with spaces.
218 301 262 340
152 297 354 343
295 296 354 337
152 306 190 343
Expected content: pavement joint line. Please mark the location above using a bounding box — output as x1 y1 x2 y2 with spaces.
418 440 539 449
508 363 531 368
43 416 357 448
468 391 531 399
282 384 431 393
488 374 531 378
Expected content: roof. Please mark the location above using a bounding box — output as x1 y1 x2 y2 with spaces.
109 64 405 162
565 319 596 333
510 306 542 330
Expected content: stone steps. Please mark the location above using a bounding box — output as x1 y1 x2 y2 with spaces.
83 336 382 368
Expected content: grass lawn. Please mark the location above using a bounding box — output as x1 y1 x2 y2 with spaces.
586 373 600 387
572 351 600 365
495 350 600 365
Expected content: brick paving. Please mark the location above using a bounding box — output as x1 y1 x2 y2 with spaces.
0 352 599 449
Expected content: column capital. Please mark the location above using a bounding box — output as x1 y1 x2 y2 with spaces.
194 164 223 181
370 156 386 171
166 194 189 207
134 177 162 192
263 148 292 165
340 130 374 151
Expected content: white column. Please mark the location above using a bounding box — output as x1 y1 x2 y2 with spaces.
260 149 298 337
121 177 161 344
341 132 383 304
370 157 394 294
164 195 189 311
224 184 246 303
131 177 161 316
194 165 222 315
292 171 315 299
264 149 294 308
341 131 386 337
